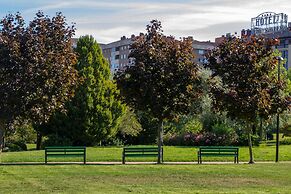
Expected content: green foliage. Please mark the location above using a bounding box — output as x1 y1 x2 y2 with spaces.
280 137 291 145
211 123 234 136
183 117 203 133
287 68 291 80
167 115 203 135
124 111 159 145
41 35 125 146
6 123 36 144
117 108 143 137
3 141 27 152
42 135 73 147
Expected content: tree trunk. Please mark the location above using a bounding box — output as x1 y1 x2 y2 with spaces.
0 127 3 152
157 120 163 164
248 128 255 164
0 119 5 152
259 118 263 141
36 131 42 150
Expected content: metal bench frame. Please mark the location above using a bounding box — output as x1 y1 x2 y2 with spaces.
197 146 239 164
45 146 86 164
122 147 163 164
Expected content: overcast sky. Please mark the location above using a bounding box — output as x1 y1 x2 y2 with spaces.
1 0 291 43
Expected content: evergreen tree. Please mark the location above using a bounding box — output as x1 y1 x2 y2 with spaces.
41 35 125 146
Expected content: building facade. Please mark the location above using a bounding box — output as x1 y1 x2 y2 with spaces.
101 35 215 73
101 35 135 73
192 39 216 64
246 12 291 70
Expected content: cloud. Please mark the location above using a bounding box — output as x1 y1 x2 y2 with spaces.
1 0 291 43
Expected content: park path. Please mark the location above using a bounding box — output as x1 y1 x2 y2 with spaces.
1 161 291 165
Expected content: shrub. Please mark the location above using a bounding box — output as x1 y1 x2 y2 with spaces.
164 130 238 146
234 131 260 146
280 138 291 145
4 140 27 152
163 133 184 146
42 135 73 148
183 118 203 134
210 123 238 145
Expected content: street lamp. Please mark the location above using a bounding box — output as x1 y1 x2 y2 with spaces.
275 56 283 163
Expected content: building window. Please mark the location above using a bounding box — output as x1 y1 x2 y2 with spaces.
115 55 120 60
198 50 204 55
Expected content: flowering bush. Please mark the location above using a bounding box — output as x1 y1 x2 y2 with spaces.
164 130 238 146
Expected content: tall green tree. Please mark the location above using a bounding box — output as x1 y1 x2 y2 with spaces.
0 11 78 151
41 35 125 146
206 36 290 163
115 20 203 163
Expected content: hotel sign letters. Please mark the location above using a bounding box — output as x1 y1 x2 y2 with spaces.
251 12 288 34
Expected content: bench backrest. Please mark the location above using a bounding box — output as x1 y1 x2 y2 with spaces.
199 146 239 153
45 146 86 153
123 147 160 154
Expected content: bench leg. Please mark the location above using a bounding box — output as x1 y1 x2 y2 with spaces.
122 152 125 164
198 155 202 164
162 149 164 163
45 152 47 164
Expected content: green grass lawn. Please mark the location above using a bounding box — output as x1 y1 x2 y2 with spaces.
0 163 291 193
1 144 291 163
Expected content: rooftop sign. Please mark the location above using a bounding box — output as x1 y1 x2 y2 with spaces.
251 12 288 34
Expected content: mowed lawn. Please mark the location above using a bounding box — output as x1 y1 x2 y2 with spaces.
0 145 291 163
0 163 291 193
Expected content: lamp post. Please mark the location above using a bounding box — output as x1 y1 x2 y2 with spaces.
276 56 283 163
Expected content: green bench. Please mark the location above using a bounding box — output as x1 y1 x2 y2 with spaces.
122 147 163 164
45 146 86 164
197 146 239 164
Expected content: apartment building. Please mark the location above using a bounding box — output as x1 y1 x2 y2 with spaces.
192 39 216 64
101 35 135 73
215 12 291 70
101 35 215 73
